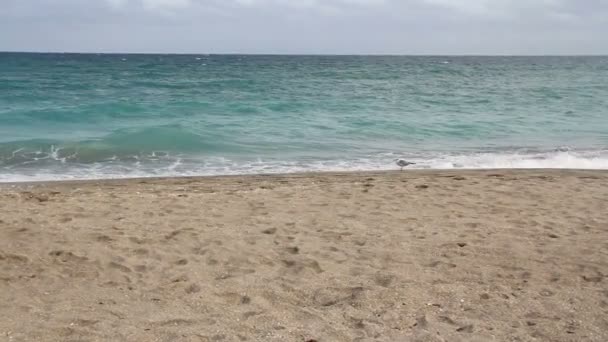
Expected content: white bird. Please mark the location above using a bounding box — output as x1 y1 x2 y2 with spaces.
395 159 416 170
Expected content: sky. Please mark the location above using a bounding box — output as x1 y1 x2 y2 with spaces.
1 0 607 55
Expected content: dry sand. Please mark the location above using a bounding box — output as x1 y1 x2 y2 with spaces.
0 170 607 341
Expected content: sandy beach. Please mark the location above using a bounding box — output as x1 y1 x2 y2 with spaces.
1 170 607 341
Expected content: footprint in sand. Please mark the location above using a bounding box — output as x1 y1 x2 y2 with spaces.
373 273 396 288
280 258 323 275
49 250 88 263
262 227 277 235
185 283 201 294
285 246 299 254
313 286 365 307
108 261 132 273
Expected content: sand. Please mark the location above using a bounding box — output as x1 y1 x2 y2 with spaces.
0 169 607 341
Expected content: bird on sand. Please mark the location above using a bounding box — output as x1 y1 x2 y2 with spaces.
395 159 416 170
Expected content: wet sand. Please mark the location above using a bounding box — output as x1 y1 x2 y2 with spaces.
1 170 607 341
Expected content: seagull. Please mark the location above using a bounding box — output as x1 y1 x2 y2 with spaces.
395 159 416 170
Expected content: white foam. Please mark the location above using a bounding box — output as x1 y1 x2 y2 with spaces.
419 150 608 170
1 150 606 183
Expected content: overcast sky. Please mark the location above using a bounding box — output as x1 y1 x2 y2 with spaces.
1 0 607 55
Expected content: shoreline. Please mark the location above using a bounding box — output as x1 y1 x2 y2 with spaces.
1 168 606 188
1 169 607 341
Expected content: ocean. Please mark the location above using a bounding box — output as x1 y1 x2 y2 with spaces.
1 53 607 182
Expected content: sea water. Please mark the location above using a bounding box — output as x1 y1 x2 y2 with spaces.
1 53 607 181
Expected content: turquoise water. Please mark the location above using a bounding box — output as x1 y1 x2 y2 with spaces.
1 53 607 181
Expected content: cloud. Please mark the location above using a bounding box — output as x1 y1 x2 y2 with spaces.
421 0 567 17
106 0 128 9
102 0 387 12
142 0 192 11
423 0 494 14
1 0 607 54
104 0 192 11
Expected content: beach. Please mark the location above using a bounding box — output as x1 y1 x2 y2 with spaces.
1 169 607 341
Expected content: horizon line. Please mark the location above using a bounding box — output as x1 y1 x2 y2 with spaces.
1 50 607 57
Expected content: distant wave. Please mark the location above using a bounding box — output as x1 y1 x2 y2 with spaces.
0 125 242 166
